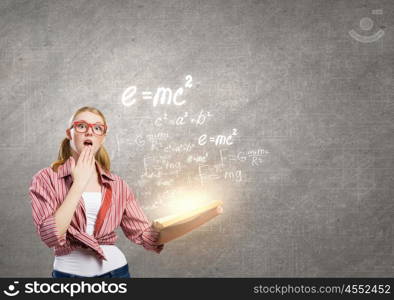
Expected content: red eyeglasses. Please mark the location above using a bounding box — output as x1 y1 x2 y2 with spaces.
70 121 107 136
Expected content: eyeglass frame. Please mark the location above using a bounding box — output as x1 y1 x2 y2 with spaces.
70 120 108 136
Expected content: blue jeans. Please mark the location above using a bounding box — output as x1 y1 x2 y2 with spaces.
51 263 131 278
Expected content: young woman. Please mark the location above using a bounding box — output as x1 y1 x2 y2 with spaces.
29 106 223 278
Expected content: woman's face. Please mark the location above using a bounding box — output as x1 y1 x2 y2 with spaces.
66 111 107 157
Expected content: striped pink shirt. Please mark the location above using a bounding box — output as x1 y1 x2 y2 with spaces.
28 156 164 261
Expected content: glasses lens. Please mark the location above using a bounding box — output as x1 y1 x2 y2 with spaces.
93 124 105 135
75 122 87 133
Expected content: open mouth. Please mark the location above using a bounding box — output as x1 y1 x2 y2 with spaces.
83 140 93 146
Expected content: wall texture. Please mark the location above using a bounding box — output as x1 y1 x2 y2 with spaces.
0 0 393 277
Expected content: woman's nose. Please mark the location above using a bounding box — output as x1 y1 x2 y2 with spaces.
86 126 94 134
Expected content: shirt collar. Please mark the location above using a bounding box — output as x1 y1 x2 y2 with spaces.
57 156 116 183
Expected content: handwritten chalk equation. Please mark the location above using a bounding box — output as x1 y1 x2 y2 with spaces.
164 142 195 153
142 155 182 179
135 132 170 148
134 132 197 152
198 128 238 146
154 109 213 127
186 152 209 164
220 148 269 167
198 163 243 184
121 75 193 107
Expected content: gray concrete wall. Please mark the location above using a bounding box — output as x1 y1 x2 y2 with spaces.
0 0 393 277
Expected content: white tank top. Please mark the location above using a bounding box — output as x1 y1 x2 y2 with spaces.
53 192 128 276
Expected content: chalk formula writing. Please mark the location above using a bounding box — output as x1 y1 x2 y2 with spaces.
186 152 209 163
198 163 243 184
142 155 182 179
220 148 269 167
154 110 213 127
118 74 272 211
135 132 169 148
121 75 193 107
198 128 238 146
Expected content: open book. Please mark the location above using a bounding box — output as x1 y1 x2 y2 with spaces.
152 199 223 231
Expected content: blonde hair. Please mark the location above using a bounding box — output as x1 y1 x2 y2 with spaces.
51 106 111 173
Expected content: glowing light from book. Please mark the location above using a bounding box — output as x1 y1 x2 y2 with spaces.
166 189 211 215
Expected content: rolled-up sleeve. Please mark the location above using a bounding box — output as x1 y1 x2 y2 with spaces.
28 171 67 248
120 184 164 254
